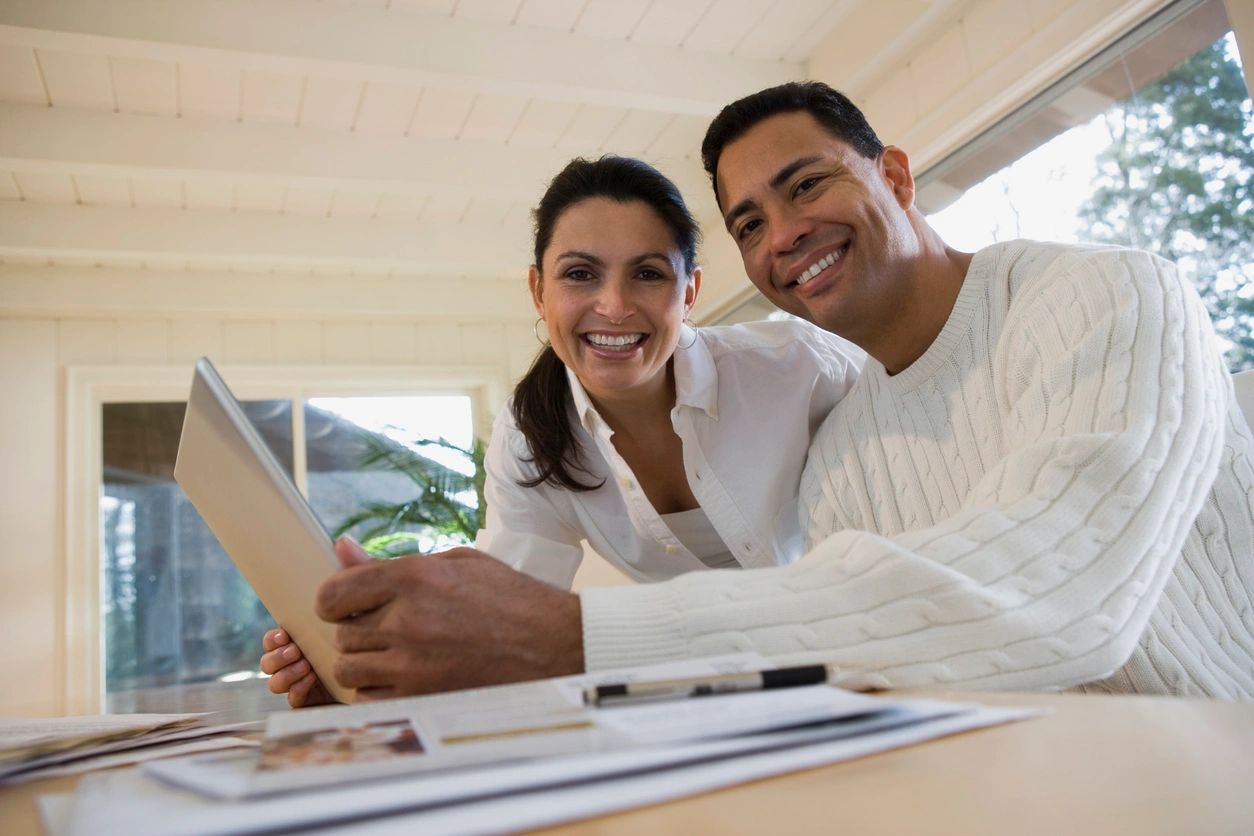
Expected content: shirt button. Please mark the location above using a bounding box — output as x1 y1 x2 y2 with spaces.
665 544 679 554
620 478 632 490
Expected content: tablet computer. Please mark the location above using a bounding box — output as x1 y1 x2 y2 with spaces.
174 357 353 704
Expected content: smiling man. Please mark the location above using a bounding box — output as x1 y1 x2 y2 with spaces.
655 81 1254 697
281 83 1254 703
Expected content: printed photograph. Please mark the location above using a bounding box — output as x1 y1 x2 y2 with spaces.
258 719 425 770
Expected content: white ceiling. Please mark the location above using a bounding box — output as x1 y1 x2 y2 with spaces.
0 0 975 312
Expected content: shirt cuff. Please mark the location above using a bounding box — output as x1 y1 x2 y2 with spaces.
579 584 691 671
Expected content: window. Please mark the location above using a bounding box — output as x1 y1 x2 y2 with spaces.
101 392 479 711
918 0 1251 368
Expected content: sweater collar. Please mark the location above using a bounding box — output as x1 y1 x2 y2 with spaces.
871 245 996 392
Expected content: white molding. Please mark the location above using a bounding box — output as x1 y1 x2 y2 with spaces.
0 264 533 322
62 362 507 713
0 202 530 275
900 0 1175 171
0 0 799 115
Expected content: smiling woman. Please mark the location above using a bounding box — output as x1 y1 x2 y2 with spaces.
472 155 865 588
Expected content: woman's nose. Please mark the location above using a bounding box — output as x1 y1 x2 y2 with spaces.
594 280 635 323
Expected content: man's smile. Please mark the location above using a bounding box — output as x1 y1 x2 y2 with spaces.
784 241 850 290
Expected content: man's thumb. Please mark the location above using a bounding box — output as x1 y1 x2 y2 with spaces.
334 535 372 567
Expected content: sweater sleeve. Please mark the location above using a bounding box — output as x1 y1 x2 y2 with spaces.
580 250 1229 689
473 407 586 590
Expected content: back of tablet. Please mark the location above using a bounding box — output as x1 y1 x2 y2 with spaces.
174 357 353 704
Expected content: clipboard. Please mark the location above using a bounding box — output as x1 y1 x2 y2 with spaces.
174 357 353 704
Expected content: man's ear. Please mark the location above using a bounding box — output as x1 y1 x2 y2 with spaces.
527 265 544 316
684 267 702 316
881 146 916 210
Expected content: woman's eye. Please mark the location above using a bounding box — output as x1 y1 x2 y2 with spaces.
636 268 666 281
564 268 595 281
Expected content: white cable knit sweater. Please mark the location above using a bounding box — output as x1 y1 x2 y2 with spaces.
580 241 1254 698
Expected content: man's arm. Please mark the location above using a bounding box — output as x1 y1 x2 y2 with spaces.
317 545 584 699
580 249 1229 691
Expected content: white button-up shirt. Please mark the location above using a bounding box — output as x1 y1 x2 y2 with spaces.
474 319 863 588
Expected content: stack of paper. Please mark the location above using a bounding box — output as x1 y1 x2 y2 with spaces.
0 713 258 785
38 656 1041 836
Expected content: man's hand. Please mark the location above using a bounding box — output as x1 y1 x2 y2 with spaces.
259 628 337 709
315 542 585 701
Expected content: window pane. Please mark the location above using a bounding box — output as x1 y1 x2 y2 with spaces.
305 396 480 557
920 2 1250 368
101 400 292 707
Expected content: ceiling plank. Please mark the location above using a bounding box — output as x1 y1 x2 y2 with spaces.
0 0 799 115
0 264 532 321
0 201 531 275
0 101 715 209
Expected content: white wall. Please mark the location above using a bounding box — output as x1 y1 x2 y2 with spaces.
0 266 540 715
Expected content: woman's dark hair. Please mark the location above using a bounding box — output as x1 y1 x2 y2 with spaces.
701 81 885 206
513 155 700 492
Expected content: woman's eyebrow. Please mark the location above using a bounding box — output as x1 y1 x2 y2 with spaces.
554 250 604 265
627 252 671 266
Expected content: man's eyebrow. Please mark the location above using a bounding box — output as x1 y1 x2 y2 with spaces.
722 155 824 231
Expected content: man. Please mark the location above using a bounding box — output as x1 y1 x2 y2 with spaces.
265 82 1254 704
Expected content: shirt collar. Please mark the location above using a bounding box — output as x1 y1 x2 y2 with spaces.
672 325 718 419
565 325 718 431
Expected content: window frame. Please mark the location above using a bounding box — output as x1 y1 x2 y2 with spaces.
64 363 506 714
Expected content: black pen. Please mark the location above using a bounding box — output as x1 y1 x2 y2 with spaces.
583 663 833 707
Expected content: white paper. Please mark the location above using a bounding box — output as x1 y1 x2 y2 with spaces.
311 705 1043 836
0 714 258 782
0 714 206 760
146 654 873 800
53 698 1044 836
3 736 257 784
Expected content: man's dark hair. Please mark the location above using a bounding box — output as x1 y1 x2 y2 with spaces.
701 81 885 200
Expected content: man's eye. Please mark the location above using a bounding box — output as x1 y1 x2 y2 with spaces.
795 176 821 196
736 219 762 241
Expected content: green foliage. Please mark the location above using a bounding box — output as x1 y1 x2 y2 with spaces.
333 432 487 558
1078 36 1254 370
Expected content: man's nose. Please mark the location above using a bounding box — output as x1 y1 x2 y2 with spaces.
768 208 814 255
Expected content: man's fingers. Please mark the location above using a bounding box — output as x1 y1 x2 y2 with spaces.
287 671 319 708
259 641 303 676
333 650 404 691
354 686 398 703
335 618 390 653
261 628 289 652
315 561 400 621
267 657 312 695
334 536 373 568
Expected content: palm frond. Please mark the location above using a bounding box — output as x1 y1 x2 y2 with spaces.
332 426 489 553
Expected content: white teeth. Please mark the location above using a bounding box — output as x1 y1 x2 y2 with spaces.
794 245 846 287
586 333 644 348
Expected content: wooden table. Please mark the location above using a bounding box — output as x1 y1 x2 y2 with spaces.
3 690 1253 835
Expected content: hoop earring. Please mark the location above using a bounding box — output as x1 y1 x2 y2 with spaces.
679 316 698 349
533 317 549 346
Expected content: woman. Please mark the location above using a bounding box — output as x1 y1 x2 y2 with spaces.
261 156 861 704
